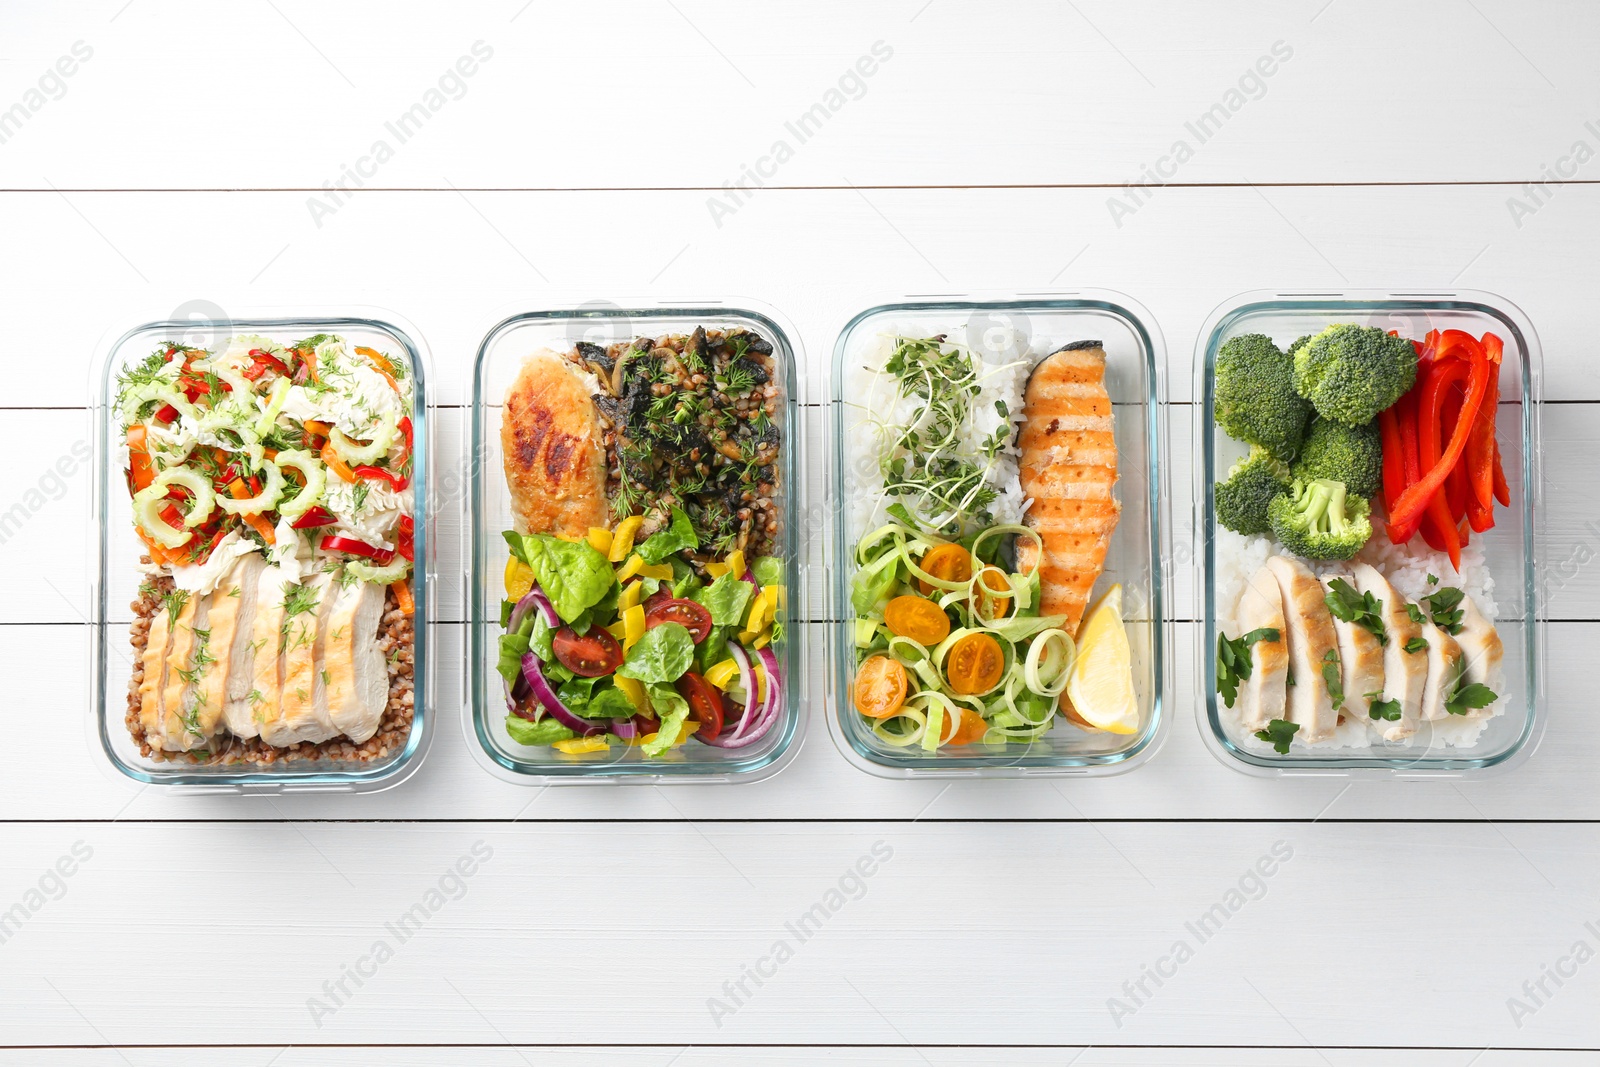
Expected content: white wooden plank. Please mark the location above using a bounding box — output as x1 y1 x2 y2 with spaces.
1 0 1594 190
2 1051 1595 1065
14 619 1600 820
2 184 1597 412
0 821 1594 1047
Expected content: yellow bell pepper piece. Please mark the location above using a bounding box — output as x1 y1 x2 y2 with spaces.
554 736 610 755
756 665 768 705
587 527 613 555
622 604 647 647
738 630 759 647
725 550 746 581
745 590 769 633
617 553 645 582
752 631 772 650
764 583 786 613
504 557 534 599
606 619 627 640
618 580 642 612
642 719 700 750
704 658 740 690
609 516 643 562
706 561 728 579
638 562 674 581
614 675 647 711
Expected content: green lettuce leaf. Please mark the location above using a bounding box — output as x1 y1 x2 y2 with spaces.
618 621 695 684
636 507 698 564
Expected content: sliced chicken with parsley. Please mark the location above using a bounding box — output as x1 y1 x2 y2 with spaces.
319 577 388 743
1320 575 1384 723
137 595 177 745
1233 564 1288 731
1265 555 1340 743
218 554 269 738
1418 619 1466 722
260 573 340 746
1351 563 1425 741
1454 593 1504 715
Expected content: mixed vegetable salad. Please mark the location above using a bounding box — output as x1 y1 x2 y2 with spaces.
497 508 785 757
850 515 1081 749
117 333 416 602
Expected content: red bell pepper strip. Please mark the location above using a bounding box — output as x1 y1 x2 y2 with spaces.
319 533 395 565
154 403 179 424
1465 333 1503 510
291 505 337 529
1390 390 1447 552
1389 350 1492 548
353 465 410 491
249 348 291 378
1492 440 1511 506
1377 407 1405 515
1417 358 1468 568
1440 384 1468 522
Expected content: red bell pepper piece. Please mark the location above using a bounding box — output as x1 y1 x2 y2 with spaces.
249 348 291 378
1440 384 1468 521
319 533 395 565
1377 408 1405 516
1465 333 1503 511
1492 440 1510 507
1388 352 1492 549
154 403 179 424
291 505 337 529
353 465 410 491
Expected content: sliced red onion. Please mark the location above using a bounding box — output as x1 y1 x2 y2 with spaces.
610 717 639 740
504 584 560 711
702 642 784 749
521 651 606 736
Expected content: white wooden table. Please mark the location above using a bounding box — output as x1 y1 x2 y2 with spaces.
3 1 1599 1061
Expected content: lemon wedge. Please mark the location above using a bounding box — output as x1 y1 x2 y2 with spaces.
1064 583 1139 735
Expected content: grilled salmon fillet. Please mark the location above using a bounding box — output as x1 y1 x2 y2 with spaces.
502 349 609 538
1016 341 1120 636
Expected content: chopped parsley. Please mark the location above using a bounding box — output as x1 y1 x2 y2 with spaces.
1367 695 1402 722
1215 627 1280 708
1422 585 1466 635
1445 675 1498 717
1403 636 1429 654
1321 648 1344 708
1254 718 1300 754
1324 577 1387 646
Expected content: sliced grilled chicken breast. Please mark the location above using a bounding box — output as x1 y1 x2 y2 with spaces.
261 573 340 746
1321 575 1385 723
244 565 292 739
137 598 175 745
1016 341 1120 636
1265 555 1340 743
320 578 388 743
1455 593 1504 716
501 349 609 538
219 554 269 738
1234 564 1288 731
1419 620 1466 722
154 591 217 751
1351 563 1424 741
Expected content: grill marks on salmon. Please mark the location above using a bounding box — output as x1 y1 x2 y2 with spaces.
1016 341 1120 637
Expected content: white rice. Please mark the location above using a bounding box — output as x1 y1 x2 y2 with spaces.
1215 528 1502 751
843 324 1046 536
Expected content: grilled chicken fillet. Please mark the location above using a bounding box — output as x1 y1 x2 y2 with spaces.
1235 564 1289 731
1265 555 1340 743
1322 575 1385 722
1016 341 1119 636
502 349 609 538
1351 563 1425 741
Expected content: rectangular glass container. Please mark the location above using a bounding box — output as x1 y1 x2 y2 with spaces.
826 293 1171 778
467 300 807 783
1195 290 1545 776
90 313 436 793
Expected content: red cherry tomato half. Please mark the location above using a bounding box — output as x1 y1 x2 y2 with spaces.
644 598 713 643
552 626 624 678
643 584 674 611
676 671 724 741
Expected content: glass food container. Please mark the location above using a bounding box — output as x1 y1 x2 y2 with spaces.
826 293 1171 778
467 300 807 784
1195 290 1545 777
90 312 436 793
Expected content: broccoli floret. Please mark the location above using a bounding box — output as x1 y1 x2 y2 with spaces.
1292 324 1417 426
1213 333 1312 460
1267 478 1372 560
1291 418 1382 498
1286 334 1315 359
1214 446 1291 535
